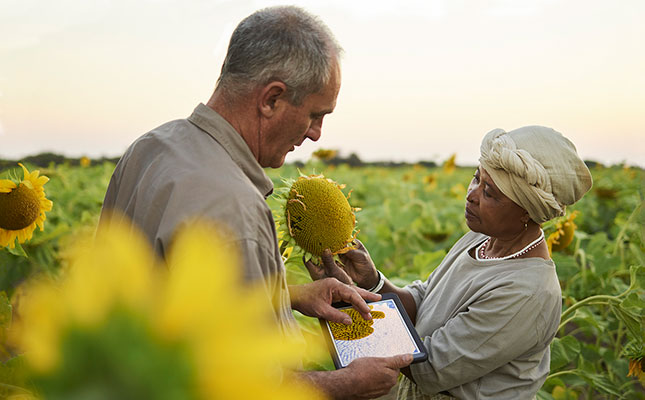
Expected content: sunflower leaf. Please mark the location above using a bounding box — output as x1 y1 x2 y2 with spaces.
5 241 28 258
629 265 645 290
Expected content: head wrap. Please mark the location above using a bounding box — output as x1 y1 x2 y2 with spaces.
479 126 592 223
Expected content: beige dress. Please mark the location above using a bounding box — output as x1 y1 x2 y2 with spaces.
400 231 560 399
397 376 457 399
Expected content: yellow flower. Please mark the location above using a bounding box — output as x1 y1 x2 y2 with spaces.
423 173 438 191
450 183 466 199
628 358 645 384
442 154 457 174
277 174 357 258
312 148 337 161
547 211 579 254
0 164 53 249
79 156 91 168
12 218 324 400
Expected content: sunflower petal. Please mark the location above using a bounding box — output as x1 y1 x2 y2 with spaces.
0 179 17 193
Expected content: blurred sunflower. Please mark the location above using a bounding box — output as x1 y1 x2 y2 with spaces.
0 163 53 249
546 211 579 254
422 173 438 191
628 358 645 384
449 183 466 199
11 217 324 400
79 156 91 168
624 341 645 386
311 148 337 161
442 154 457 174
274 173 358 260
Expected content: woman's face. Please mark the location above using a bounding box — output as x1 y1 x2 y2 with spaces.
465 166 528 239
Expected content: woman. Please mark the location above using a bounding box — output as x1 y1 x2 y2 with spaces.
306 126 592 400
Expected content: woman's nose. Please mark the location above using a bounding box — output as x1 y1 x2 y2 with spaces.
466 184 479 203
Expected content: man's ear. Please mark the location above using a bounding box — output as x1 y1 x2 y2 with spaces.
258 81 288 118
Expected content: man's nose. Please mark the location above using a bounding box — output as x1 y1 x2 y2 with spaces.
306 122 322 142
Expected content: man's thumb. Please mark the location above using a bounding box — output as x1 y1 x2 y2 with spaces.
388 353 414 369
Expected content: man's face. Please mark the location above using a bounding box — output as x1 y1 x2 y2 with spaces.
259 62 341 168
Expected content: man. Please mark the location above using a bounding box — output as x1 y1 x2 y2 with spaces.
99 6 411 399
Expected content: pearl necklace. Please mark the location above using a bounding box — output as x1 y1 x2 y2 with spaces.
475 230 545 261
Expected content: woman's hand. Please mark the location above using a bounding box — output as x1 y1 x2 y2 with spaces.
304 249 355 285
304 239 380 290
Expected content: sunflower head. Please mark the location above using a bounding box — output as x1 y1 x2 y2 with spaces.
277 174 357 259
628 358 645 384
79 156 91 168
312 149 337 161
0 163 53 249
422 173 438 191
546 211 579 254
442 154 457 174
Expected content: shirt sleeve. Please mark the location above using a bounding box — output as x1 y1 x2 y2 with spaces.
235 238 280 292
234 238 300 337
404 279 429 309
410 284 544 395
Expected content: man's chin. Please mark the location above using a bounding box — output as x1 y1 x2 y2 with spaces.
268 155 287 169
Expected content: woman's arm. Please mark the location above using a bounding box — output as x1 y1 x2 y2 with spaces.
371 279 418 325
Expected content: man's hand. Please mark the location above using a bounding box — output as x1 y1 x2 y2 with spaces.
289 278 381 324
299 354 414 399
340 354 414 399
304 240 380 289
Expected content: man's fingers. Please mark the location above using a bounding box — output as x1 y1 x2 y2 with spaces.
383 353 414 369
335 284 373 320
323 307 353 325
353 285 382 302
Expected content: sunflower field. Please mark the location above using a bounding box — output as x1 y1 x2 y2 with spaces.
0 156 643 399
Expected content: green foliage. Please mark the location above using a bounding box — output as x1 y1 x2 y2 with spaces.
1 158 644 398
271 162 645 399
32 309 197 400
0 162 114 295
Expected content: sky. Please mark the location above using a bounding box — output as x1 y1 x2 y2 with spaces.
1 0 643 167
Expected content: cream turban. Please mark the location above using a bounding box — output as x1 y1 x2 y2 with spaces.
479 126 592 224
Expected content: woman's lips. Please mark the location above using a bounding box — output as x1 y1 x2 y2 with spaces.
465 206 478 221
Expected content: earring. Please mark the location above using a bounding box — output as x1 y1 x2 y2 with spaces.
524 222 528 230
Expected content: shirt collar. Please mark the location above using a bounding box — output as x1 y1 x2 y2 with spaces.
188 103 274 198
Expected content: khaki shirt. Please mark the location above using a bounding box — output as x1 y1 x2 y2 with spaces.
100 103 299 336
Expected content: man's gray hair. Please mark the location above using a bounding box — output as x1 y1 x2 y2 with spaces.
216 6 343 105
